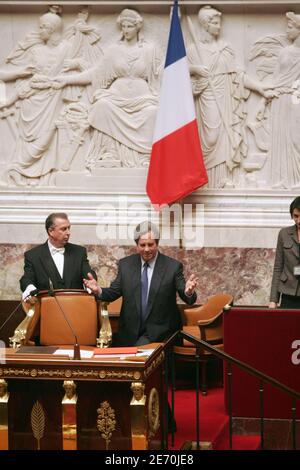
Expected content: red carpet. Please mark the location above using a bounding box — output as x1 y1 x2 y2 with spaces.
169 387 261 450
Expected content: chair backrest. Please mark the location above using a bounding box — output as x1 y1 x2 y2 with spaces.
24 290 98 346
107 297 123 315
183 293 233 326
182 293 233 346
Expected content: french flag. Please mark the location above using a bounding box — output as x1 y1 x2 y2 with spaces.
146 1 208 207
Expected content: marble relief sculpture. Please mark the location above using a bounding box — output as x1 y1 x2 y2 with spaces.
187 6 274 189
86 8 160 168
55 8 160 169
0 6 103 185
2 7 76 186
0 5 297 191
250 12 300 189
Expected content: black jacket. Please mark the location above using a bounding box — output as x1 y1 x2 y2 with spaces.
99 252 196 346
20 241 96 292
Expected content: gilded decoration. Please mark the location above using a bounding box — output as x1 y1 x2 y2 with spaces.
131 382 146 405
0 367 140 380
31 400 46 450
98 370 141 380
0 379 9 450
148 388 160 437
144 352 164 379
97 401 116 450
0 368 31 377
62 380 77 402
0 379 9 402
62 381 77 450
130 382 147 450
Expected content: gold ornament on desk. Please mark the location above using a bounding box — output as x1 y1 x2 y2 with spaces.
0 379 9 450
97 302 112 348
62 380 78 450
9 302 36 348
97 401 116 450
31 400 45 450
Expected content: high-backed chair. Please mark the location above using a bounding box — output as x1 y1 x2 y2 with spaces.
107 297 123 315
173 293 233 395
10 289 99 347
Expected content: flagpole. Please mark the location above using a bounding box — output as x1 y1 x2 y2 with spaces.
146 0 207 209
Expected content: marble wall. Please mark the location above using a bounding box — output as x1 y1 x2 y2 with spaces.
0 242 275 303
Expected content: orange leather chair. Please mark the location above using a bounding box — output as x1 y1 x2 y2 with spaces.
107 297 122 315
23 289 99 346
174 293 233 395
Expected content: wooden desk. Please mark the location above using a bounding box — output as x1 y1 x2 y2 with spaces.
0 344 167 450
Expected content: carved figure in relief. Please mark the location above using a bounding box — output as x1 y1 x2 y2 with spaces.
0 7 102 186
0 67 34 82
188 6 274 188
250 12 300 189
87 8 160 168
0 7 74 186
54 9 160 168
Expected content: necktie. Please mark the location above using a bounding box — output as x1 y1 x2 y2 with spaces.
141 262 149 322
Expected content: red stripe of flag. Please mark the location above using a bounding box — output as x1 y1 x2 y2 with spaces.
146 120 208 206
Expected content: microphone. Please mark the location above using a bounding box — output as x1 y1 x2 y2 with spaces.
48 278 81 360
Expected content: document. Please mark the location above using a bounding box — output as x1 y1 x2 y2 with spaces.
53 349 94 359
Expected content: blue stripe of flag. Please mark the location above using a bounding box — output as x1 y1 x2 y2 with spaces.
164 1 186 68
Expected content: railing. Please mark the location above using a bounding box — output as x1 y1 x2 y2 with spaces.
163 330 300 450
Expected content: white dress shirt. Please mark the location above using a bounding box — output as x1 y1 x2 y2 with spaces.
48 241 65 278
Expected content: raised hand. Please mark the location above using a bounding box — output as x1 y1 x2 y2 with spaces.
185 274 198 296
83 272 102 296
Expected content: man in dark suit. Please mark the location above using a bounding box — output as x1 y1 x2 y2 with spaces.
84 221 198 346
20 212 96 300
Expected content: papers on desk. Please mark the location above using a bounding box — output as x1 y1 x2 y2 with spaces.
93 348 156 361
50 347 157 361
53 349 94 359
136 349 156 357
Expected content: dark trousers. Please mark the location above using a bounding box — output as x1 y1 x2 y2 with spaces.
281 294 300 309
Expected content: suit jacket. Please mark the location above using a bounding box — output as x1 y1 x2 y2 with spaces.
20 242 96 292
99 252 197 346
270 225 300 302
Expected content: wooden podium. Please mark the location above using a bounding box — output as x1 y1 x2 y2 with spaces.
0 344 167 450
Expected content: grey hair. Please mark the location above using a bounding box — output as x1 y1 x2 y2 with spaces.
45 212 69 234
134 221 160 245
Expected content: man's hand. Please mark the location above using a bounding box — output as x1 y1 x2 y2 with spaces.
22 284 38 303
83 272 102 296
269 301 278 309
185 274 198 296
